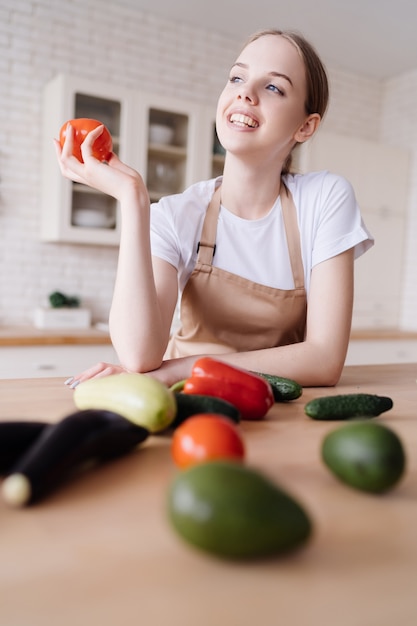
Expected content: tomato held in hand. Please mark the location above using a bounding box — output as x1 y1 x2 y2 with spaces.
59 118 113 162
171 414 245 469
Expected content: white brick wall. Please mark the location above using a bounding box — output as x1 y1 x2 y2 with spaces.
0 0 412 329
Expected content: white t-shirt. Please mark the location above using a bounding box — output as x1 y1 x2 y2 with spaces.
150 171 374 296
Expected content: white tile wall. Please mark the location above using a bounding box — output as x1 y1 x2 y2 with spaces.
0 0 415 329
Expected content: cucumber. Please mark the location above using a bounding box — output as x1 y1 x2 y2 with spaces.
0 421 47 474
305 393 393 421
170 393 241 429
252 372 303 402
168 460 312 560
2 409 149 507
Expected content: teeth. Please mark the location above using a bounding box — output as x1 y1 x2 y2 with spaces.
230 113 258 128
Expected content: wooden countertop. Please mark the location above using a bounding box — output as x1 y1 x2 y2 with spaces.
0 325 111 346
2 325 417 347
1 363 417 626
350 327 417 340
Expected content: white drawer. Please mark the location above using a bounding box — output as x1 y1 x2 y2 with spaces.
346 339 417 365
0 345 118 379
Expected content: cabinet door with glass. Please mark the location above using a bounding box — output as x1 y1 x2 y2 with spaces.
41 74 134 245
133 93 219 202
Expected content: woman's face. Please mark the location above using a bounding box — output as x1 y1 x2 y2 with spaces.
216 34 315 164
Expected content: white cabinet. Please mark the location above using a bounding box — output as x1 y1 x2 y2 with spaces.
41 74 134 245
346 339 417 365
134 94 212 203
41 75 224 245
0 345 118 379
295 131 410 329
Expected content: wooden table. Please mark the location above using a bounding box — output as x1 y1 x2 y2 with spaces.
1 364 416 626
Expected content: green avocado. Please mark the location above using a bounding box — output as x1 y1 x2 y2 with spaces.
167 460 312 560
322 421 406 493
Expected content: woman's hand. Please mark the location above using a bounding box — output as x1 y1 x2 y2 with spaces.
64 355 197 390
54 122 145 202
64 362 129 389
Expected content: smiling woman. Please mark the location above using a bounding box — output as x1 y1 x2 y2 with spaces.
55 28 373 389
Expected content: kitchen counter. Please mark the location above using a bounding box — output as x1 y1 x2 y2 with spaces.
2 325 417 347
350 327 417 340
0 363 416 626
0 325 111 346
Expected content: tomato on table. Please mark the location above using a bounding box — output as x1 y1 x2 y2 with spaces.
59 118 113 162
171 413 245 469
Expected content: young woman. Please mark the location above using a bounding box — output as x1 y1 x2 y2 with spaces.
57 29 373 388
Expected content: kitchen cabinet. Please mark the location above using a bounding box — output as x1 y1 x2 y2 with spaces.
0 344 118 379
346 329 417 365
41 75 223 245
41 74 133 245
135 95 222 203
295 131 410 329
346 339 417 365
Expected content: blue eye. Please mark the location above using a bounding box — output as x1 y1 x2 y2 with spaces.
267 84 284 95
229 75 243 84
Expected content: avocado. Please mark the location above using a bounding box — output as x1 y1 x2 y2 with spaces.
167 460 312 559
322 421 406 493
305 393 393 420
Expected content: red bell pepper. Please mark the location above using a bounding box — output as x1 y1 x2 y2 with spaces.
183 357 274 421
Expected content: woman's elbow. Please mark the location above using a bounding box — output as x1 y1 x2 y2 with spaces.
120 354 163 374
310 356 345 387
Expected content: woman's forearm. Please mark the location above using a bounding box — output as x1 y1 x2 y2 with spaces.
108 185 173 372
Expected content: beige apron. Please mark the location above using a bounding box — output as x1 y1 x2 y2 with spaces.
165 182 307 359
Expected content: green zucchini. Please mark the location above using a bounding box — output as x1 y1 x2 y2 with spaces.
252 372 303 402
2 409 149 507
169 393 241 429
0 421 48 474
74 372 177 433
305 393 393 421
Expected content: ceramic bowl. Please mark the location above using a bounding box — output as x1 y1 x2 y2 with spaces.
72 208 116 228
149 123 174 145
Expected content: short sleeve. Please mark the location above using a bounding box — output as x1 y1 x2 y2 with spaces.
150 197 181 269
310 173 374 267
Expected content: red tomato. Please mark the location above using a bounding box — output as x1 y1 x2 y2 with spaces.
59 118 113 162
171 414 245 469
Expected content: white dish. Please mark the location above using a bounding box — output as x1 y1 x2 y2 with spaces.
149 123 174 145
72 208 116 229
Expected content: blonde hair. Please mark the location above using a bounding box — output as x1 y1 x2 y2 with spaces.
242 29 329 174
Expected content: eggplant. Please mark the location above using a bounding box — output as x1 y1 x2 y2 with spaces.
1 409 149 507
0 421 48 473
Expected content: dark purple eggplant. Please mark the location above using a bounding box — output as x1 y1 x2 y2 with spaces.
0 421 48 473
2 409 149 507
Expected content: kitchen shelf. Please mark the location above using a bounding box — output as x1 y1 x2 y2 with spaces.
41 75 223 245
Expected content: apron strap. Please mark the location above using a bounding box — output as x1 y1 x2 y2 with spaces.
196 185 222 264
280 183 304 289
196 181 304 289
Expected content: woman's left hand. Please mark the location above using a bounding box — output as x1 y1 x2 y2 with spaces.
64 362 129 388
64 356 196 389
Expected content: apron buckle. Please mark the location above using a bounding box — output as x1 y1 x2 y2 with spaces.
196 241 216 256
